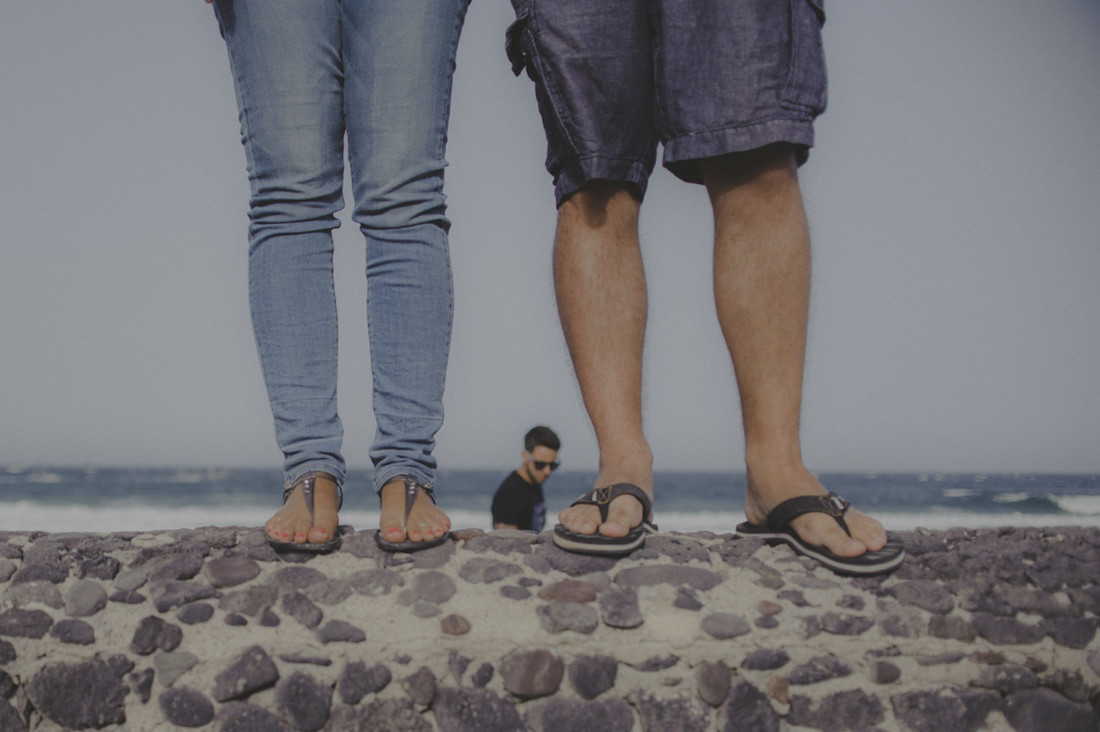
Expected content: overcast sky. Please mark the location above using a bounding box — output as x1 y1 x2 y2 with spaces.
1 1 1098 475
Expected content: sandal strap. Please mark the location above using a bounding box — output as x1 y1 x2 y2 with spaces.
398 476 437 523
765 492 852 537
282 471 344 523
569 483 653 523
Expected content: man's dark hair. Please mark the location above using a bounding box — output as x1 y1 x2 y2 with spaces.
525 425 560 453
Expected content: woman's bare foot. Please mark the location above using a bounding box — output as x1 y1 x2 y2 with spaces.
264 472 341 546
744 464 887 558
378 477 450 545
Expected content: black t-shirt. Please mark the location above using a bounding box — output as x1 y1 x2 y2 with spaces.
491 470 546 531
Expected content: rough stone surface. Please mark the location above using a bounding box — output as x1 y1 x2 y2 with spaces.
0 526 1095 729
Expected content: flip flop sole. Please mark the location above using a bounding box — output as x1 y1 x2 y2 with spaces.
736 522 905 576
374 530 451 553
266 527 344 555
552 522 653 557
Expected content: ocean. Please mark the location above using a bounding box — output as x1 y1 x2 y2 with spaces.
2 467 1099 536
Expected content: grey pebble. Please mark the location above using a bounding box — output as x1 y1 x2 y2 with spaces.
471 662 494 688
26 655 133 729
0 560 16 583
412 601 441 618
872 661 901 684
317 619 365 644
741 648 789 671
537 602 599 634
599 586 644 629
156 650 200 688
402 666 436 709
524 697 635 732
719 681 781 732
177 602 215 625
339 661 391 704
700 612 751 640
49 619 94 645
433 687 525 732
212 645 279 703
615 564 721 591
412 570 457 604
129 668 154 703
695 661 731 707
788 689 884 731
788 655 852 685
821 612 875 636
501 648 563 699
673 587 703 611
888 579 955 614
202 556 261 588
500 585 531 600
159 687 215 728
345 568 405 597
3 581 63 609
154 579 218 613
109 589 146 604
113 566 147 591
277 671 331 732
635 692 711 732
927 614 976 641
216 701 294 732
281 591 323 629
568 655 617 700
458 557 523 584
1003 688 1100 732
130 615 182 655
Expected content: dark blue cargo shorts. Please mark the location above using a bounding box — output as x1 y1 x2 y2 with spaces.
507 0 827 206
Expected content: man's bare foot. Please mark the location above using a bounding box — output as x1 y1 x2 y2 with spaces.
265 472 341 546
378 477 451 545
558 471 654 539
744 465 888 558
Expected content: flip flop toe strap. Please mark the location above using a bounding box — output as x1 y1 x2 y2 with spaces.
569 483 653 524
399 475 437 522
765 492 852 537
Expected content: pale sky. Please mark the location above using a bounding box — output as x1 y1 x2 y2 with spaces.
1 1 1098 474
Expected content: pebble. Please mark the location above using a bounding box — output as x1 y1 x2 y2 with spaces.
0 525 1097 730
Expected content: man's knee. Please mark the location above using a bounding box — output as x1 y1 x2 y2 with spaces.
558 181 640 230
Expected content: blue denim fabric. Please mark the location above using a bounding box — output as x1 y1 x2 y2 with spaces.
507 0 826 205
214 0 468 493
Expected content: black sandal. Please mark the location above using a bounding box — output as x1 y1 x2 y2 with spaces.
265 471 344 554
375 475 451 553
552 483 657 557
736 493 904 576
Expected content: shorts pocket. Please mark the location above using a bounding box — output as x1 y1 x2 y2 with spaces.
506 13 530 77
781 0 827 114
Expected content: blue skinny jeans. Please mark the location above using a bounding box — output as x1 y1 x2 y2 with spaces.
214 0 469 493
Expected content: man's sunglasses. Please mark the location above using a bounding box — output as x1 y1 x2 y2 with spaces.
528 456 560 471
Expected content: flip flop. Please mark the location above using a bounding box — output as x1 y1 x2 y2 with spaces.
735 492 904 576
375 475 451 553
265 471 344 554
552 483 657 557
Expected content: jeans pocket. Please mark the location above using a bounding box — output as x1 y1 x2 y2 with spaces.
781 0 827 114
506 13 531 77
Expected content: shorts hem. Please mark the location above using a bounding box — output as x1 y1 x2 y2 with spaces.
554 155 652 207
662 119 817 184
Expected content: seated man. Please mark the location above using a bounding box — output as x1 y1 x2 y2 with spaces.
491 426 561 531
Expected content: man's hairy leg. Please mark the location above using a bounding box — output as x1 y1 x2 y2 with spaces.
554 183 654 537
703 145 887 557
